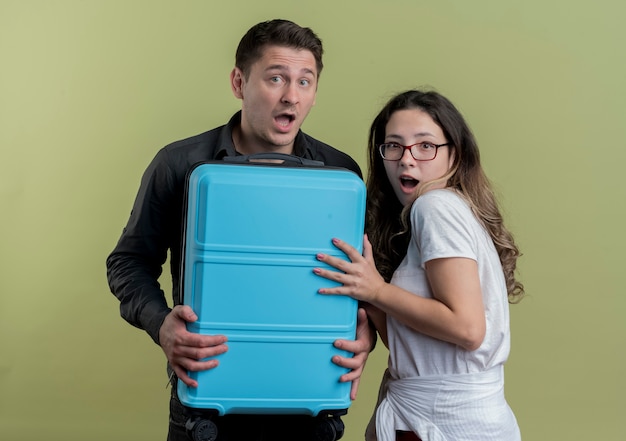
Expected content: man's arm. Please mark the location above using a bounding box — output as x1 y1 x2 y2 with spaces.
106 249 172 344
105 150 177 343
106 150 229 386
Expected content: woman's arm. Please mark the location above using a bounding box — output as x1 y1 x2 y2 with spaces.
377 257 485 350
315 237 486 351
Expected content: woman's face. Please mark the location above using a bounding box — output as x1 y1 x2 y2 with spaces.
382 109 454 207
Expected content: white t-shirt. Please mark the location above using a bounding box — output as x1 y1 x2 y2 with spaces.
369 189 520 441
387 188 512 378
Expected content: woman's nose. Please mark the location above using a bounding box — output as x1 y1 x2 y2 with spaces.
399 147 416 166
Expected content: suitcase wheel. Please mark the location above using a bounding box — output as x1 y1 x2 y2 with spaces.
311 415 345 441
185 416 218 441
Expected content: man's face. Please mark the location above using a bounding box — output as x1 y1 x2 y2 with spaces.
231 45 318 154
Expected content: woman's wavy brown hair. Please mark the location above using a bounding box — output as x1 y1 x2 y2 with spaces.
366 89 524 303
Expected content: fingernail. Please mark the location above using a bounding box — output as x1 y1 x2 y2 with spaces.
316 253 325 260
313 268 321 274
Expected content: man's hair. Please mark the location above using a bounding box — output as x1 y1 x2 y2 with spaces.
235 19 324 79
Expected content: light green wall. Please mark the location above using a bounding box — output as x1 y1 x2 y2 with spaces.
1 1 624 439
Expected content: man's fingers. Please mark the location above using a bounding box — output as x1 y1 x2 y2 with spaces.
178 340 228 361
349 377 361 401
183 332 228 349
335 336 369 354
172 351 224 388
173 358 221 387
171 304 198 322
332 349 367 375
173 365 197 388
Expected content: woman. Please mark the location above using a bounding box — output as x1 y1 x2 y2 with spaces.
313 89 524 441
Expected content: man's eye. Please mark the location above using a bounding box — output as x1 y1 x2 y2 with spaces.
299 79 311 86
270 76 281 83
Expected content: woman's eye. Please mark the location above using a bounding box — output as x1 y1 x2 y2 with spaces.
421 143 436 150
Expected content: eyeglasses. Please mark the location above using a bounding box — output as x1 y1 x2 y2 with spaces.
378 142 450 161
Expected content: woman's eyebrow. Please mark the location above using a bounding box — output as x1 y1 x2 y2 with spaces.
385 132 436 140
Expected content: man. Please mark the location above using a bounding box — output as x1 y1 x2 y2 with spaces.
106 19 373 441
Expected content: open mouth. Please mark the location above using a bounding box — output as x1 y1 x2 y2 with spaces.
400 177 419 190
275 113 295 127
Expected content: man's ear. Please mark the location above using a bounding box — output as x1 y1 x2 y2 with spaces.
230 67 244 99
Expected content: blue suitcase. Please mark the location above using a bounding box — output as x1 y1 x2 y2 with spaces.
177 154 366 439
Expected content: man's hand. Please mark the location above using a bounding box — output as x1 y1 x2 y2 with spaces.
332 307 373 400
159 305 228 387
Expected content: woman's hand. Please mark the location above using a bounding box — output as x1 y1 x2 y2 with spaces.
313 235 386 304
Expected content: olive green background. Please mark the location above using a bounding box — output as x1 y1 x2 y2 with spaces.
1 1 624 440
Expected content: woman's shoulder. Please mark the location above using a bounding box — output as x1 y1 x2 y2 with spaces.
413 188 468 211
411 189 476 229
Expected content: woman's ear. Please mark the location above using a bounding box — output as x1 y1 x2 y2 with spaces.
448 147 456 170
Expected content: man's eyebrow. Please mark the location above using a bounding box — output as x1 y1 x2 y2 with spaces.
265 64 287 72
300 67 316 77
265 65 316 77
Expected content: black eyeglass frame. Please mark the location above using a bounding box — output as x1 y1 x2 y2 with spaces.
377 142 450 161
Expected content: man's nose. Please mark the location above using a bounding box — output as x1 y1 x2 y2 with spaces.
281 83 299 105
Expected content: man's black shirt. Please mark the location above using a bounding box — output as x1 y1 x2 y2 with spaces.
106 111 362 344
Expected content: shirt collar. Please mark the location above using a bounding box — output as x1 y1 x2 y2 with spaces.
215 111 315 160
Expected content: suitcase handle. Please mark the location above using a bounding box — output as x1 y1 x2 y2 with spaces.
223 152 324 167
